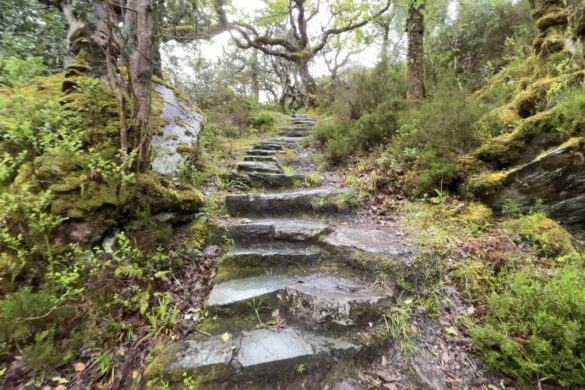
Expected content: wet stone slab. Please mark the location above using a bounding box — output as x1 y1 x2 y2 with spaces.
237 161 282 174
208 274 297 308
229 219 328 242
169 337 234 372
222 245 321 267
226 188 353 216
163 327 361 381
236 327 360 373
323 225 415 257
285 275 390 326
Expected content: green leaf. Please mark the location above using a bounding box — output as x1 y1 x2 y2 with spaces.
445 326 458 336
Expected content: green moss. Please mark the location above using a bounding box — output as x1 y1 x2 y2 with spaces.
460 203 494 225
463 168 517 198
144 342 181 380
535 9 568 31
502 213 577 256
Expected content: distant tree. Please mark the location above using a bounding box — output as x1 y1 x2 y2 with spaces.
214 0 391 105
406 0 425 99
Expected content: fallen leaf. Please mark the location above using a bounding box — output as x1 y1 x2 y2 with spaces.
221 332 231 342
51 376 69 384
445 326 459 336
73 362 86 372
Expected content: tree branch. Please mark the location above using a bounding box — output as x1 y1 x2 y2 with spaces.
311 0 392 56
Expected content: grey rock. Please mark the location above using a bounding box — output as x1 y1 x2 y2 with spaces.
237 161 282 174
324 225 415 257
229 219 327 242
253 143 284 151
169 337 235 372
490 138 585 232
226 188 354 216
410 354 449 390
281 130 310 138
285 275 389 326
324 379 368 390
151 84 202 177
236 327 360 373
243 155 279 163
246 149 283 156
271 136 302 145
231 172 307 189
222 245 321 267
273 219 329 241
208 274 296 308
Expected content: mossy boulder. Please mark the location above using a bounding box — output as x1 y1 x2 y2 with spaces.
489 138 585 232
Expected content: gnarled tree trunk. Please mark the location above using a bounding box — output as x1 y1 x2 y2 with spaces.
296 58 318 107
406 0 425 100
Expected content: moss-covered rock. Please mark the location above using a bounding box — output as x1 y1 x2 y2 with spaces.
489 138 585 231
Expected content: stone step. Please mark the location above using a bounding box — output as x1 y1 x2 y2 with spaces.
154 326 361 385
281 130 309 138
237 161 282 174
229 219 329 242
230 172 308 189
207 274 297 309
252 143 283 151
285 275 390 327
222 244 321 268
226 188 355 216
208 274 389 327
271 136 303 145
292 119 316 126
243 155 279 163
246 149 284 157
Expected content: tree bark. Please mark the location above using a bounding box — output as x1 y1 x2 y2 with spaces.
251 49 260 101
125 0 155 166
297 58 318 106
406 0 425 100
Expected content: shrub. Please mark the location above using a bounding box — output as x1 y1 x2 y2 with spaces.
248 110 275 130
348 99 401 150
0 56 48 87
324 136 352 165
469 263 585 387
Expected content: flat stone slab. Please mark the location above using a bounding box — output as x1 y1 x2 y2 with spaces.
246 149 283 156
222 245 321 267
163 327 360 379
229 219 328 242
169 337 233 372
231 172 308 189
237 161 282 174
244 155 279 163
226 188 354 216
285 275 390 326
323 225 415 257
281 130 310 138
237 327 358 372
208 274 297 308
253 143 283 151
272 136 303 144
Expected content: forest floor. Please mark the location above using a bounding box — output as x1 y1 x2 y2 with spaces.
188 113 529 390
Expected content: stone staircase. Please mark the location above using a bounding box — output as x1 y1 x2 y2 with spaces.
147 115 414 389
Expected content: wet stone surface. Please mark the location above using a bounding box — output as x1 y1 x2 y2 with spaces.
323 224 415 257
285 275 390 327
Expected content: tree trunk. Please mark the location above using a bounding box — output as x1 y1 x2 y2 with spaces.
251 49 260 102
125 0 155 166
381 23 391 71
297 58 318 107
406 0 425 100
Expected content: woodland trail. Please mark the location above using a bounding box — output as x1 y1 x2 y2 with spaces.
148 115 501 389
